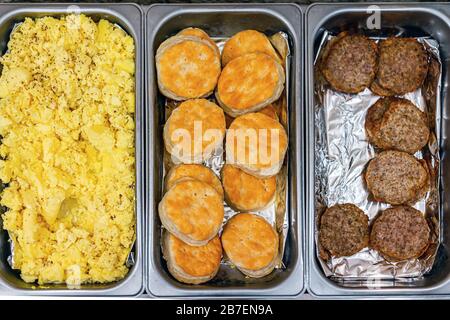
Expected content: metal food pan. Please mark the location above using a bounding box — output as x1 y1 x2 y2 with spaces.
306 2 450 298
0 3 144 296
145 3 304 298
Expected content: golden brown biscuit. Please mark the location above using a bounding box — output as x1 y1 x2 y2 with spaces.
221 213 278 278
221 30 281 66
258 104 279 120
225 113 288 178
156 35 221 100
163 232 222 284
221 164 276 211
165 164 223 198
216 53 285 117
164 99 226 163
159 179 224 246
177 27 219 56
225 104 278 129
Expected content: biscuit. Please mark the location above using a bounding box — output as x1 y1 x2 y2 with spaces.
221 213 278 278
321 34 378 94
224 104 278 128
156 35 221 100
221 30 281 66
226 113 288 178
163 231 222 284
365 150 429 205
258 104 279 120
221 164 276 211
159 179 224 246
177 27 219 56
375 38 429 95
216 53 285 117
165 164 223 198
365 97 429 154
164 99 226 164
370 206 430 261
319 204 369 258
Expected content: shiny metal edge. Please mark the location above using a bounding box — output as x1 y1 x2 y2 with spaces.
145 3 305 298
306 2 450 298
0 3 144 297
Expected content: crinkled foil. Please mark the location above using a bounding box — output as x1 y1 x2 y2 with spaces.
314 32 441 281
161 32 290 274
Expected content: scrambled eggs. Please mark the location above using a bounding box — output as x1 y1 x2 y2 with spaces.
0 15 136 285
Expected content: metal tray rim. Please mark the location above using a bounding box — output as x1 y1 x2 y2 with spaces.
306 2 450 298
145 3 305 298
0 2 145 297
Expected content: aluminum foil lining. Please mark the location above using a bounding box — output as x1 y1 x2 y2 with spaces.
161 32 290 273
314 31 442 281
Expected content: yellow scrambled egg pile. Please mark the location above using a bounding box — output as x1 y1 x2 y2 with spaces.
0 15 135 285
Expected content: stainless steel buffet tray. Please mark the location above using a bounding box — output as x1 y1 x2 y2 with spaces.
0 3 144 296
145 3 305 298
306 2 450 298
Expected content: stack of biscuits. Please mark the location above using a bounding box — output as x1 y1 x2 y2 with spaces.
319 33 432 263
156 29 288 284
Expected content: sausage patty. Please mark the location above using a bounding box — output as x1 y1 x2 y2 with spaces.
365 97 429 154
370 79 395 97
321 34 378 94
370 206 430 261
319 203 369 258
375 38 429 95
365 150 429 205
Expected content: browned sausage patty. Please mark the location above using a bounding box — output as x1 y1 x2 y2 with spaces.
376 38 429 95
370 206 430 261
365 97 391 148
365 97 429 154
365 150 429 205
321 34 378 94
370 79 395 97
319 203 369 258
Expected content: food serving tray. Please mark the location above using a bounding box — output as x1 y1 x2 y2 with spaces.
0 3 144 296
306 2 450 298
145 3 304 298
